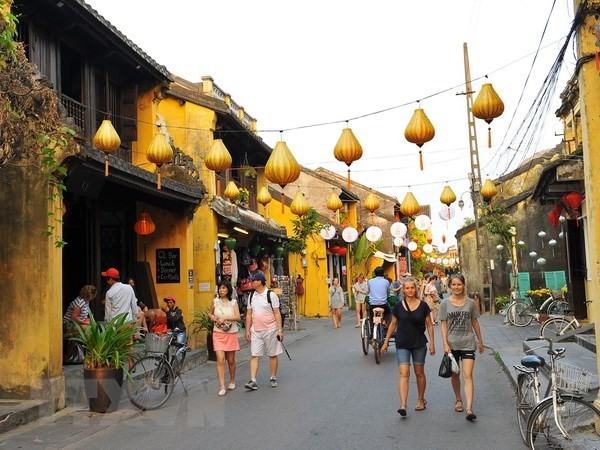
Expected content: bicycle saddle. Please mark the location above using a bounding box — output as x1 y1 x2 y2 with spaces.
372 307 385 314
521 355 545 368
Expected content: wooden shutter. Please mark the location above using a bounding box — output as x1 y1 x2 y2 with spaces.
121 85 138 143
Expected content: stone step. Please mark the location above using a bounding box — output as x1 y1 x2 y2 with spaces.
0 400 51 435
575 334 596 353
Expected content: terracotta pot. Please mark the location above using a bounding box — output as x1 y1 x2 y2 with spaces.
83 367 124 413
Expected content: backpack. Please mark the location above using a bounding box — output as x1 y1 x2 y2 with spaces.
248 289 286 329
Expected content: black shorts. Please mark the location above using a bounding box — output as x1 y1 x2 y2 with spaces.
451 349 475 361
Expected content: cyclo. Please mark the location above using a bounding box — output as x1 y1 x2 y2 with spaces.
360 294 397 364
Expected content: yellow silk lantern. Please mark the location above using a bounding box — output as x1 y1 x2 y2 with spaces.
93 119 121 176
147 131 173 190
440 186 457 206
327 191 343 213
265 141 301 213
224 180 240 202
333 127 363 189
481 178 498 200
290 191 310 217
404 108 435 170
205 139 232 193
364 192 380 213
472 83 504 148
400 191 421 217
257 186 273 206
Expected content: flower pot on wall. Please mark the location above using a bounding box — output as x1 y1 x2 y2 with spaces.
83 367 124 413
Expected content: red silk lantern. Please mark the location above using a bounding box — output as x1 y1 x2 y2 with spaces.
427 238 433 244
329 245 340 254
441 234 446 244
134 212 155 235
552 204 562 216
563 192 583 211
547 212 559 227
337 247 348 257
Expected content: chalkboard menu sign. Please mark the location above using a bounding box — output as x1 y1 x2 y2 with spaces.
156 248 180 284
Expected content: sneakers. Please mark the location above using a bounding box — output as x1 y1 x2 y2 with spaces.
244 380 258 390
270 377 278 388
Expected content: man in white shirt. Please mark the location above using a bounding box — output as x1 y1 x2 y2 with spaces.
244 271 284 390
102 267 137 322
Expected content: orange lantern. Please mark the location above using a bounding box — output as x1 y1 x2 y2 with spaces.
205 139 232 193
290 191 310 217
333 127 363 189
472 83 505 148
481 178 498 200
400 192 421 217
264 141 301 213
147 131 173 190
404 108 435 170
93 119 121 177
134 211 156 235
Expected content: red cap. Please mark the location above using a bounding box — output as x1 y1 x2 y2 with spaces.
101 268 120 279
163 296 176 303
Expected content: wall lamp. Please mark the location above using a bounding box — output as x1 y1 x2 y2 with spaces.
217 233 229 238
233 226 248 235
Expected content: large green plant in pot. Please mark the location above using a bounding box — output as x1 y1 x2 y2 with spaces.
71 313 139 413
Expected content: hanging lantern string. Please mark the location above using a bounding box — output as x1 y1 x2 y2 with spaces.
81 40 562 138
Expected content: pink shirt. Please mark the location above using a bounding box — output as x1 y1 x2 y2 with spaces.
248 289 280 332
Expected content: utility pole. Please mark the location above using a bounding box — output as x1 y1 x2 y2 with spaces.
462 43 494 314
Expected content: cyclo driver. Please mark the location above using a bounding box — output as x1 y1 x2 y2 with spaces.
367 266 391 325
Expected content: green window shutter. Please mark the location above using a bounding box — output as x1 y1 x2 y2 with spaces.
510 272 531 298
544 271 566 291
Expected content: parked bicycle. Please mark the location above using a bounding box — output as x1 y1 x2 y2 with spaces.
506 292 569 327
126 332 189 410
361 307 392 364
514 336 599 448
540 314 583 340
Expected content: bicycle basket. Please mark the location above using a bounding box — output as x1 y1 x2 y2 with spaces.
145 332 171 353
556 362 599 394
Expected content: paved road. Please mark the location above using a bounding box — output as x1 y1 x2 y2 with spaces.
0 313 522 449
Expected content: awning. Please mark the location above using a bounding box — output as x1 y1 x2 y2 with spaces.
210 196 287 239
64 145 205 212
532 153 584 205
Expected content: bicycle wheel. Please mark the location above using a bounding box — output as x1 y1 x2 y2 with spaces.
527 396 600 449
170 348 187 378
540 317 576 340
516 373 537 444
507 302 534 327
361 320 370 355
547 300 570 317
373 325 381 364
126 355 175 410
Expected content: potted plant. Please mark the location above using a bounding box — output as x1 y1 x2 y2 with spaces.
190 307 216 361
71 312 139 413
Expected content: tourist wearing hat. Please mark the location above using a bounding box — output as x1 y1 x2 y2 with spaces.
102 267 137 323
244 271 284 390
164 296 187 349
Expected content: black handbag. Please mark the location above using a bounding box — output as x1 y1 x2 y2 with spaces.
438 353 453 378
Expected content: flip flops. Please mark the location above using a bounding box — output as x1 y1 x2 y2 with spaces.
415 399 427 411
397 407 407 417
454 400 464 412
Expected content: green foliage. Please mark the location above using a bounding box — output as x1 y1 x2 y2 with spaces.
70 313 140 370
283 208 326 255
0 1 18 67
352 233 383 265
481 204 515 258
189 307 214 335
495 295 511 309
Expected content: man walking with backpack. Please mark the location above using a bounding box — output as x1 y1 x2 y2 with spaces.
244 272 284 390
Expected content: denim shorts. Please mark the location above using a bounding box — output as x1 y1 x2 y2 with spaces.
396 345 427 366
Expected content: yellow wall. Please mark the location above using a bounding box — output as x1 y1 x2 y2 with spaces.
268 196 330 317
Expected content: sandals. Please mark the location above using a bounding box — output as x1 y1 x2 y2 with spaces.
415 399 427 411
466 410 477 421
397 407 407 417
454 400 464 412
